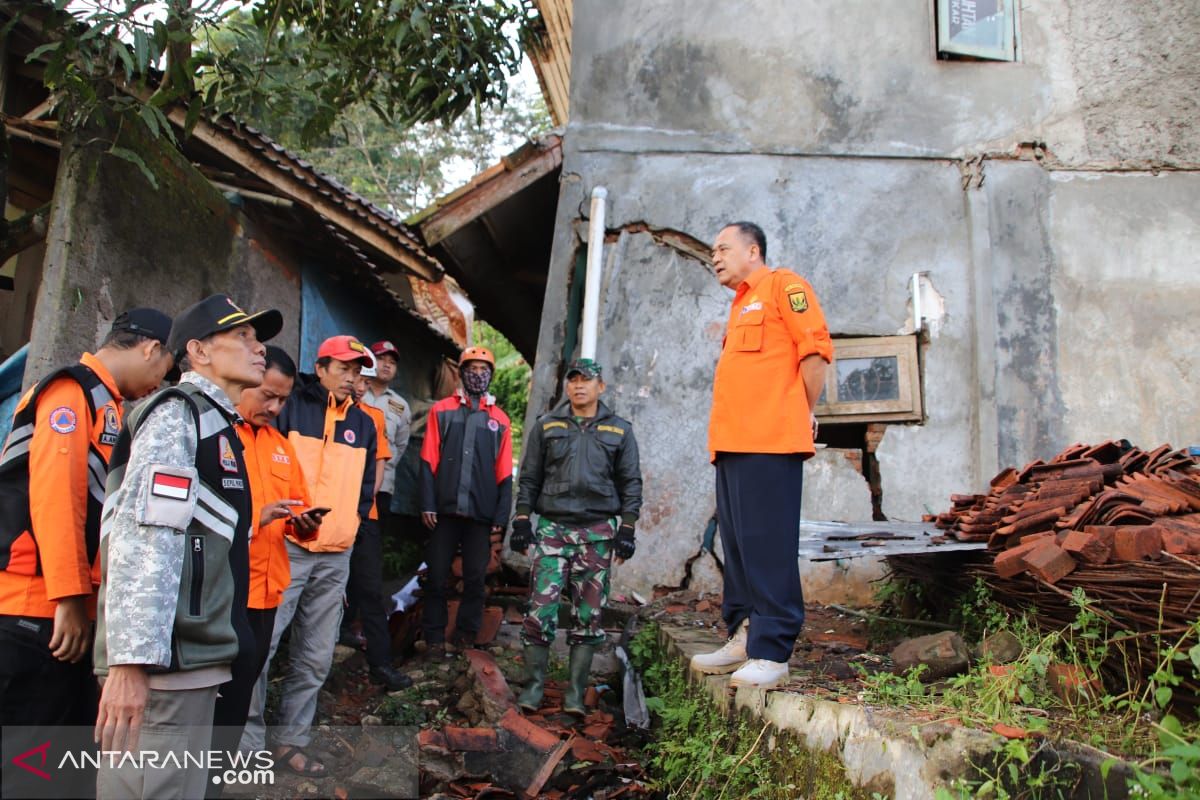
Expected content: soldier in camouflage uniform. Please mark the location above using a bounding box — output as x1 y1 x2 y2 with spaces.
509 359 641 716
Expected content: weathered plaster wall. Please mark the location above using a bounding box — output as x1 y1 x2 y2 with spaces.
30 124 302 384
569 0 1200 168
528 0 1200 596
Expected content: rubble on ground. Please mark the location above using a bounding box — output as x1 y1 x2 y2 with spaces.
921 440 1200 714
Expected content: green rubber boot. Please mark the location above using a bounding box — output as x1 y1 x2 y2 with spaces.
517 645 550 713
562 644 596 718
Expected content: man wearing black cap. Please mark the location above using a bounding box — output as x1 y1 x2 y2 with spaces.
0 309 173 732
509 358 642 717
93 295 280 800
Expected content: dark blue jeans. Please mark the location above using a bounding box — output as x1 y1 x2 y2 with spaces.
715 453 805 663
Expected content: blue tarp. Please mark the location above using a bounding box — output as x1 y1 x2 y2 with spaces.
0 344 29 445
298 263 391 369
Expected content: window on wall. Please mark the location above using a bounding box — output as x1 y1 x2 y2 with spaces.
936 0 1018 62
814 335 923 424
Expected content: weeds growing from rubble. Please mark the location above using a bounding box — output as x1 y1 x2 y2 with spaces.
630 624 878 800
862 578 1200 798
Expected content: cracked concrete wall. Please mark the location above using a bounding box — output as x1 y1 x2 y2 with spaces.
30 128 302 384
527 0 1200 597
570 0 1199 169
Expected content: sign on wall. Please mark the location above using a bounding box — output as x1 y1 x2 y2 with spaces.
937 0 1017 61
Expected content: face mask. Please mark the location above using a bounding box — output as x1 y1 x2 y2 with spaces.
462 367 492 396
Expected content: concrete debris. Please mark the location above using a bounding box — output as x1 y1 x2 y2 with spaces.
890 631 970 680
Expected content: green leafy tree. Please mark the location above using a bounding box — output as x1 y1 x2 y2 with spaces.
15 0 532 142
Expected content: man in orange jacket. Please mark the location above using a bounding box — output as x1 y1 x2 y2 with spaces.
690 222 833 690
0 308 175 727
207 346 319 796
241 335 380 777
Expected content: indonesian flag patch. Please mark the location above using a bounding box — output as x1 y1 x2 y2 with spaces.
151 471 192 500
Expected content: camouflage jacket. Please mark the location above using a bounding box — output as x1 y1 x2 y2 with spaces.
95 372 250 677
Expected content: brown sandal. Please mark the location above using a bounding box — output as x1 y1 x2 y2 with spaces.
275 745 327 777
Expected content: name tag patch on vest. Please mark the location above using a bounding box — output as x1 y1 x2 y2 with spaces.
100 406 120 446
219 435 239 473
388 400 405 414
49 407 77 434
221 477 245 491
152 471 192 500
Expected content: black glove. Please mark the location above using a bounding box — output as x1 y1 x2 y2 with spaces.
510 517 534 555
614 524 636 560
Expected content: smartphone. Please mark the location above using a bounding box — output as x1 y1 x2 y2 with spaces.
301 507 332 520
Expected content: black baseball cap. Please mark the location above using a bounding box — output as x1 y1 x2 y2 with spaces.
565 358 602 379
111 308 172 343
168 294 283 359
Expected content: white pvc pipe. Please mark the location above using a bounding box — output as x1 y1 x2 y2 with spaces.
911 271 923 334
580 186 607 360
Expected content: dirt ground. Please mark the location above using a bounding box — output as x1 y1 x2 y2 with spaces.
220 595 881 800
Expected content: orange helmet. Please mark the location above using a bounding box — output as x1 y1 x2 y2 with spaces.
459 346 495 369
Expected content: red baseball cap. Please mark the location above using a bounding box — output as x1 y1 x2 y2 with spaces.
370 340 400 358
317 335 375 367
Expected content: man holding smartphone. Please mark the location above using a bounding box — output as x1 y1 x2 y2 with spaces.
205 346 316 796
241 335 378 778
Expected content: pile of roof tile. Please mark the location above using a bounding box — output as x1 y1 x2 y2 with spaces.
926 441 1200 584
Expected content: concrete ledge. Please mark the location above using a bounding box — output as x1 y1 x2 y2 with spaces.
657 621 1133 800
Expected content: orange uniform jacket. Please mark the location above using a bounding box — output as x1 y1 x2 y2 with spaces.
275 375 377 553
708 266 834 460
237 422 312 610
0 353 123 618
357 401 392 521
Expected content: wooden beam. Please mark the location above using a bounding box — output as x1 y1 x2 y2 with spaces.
0 203 50 264
21 97 55 121
164 108 441 281
419 141 562 246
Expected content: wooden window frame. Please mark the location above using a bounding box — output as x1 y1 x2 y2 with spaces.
935 0 1018 62
815 335 923 424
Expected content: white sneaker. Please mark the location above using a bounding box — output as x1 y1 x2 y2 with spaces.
690 620 749 675
728 658 789 689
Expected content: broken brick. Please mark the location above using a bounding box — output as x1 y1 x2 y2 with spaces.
1161 529 1192 555
1046 663 1101 706
992 723 1030 739
1022 542 1076 585
418 729 450 754
994 540 1043 578
569 737 608 763
442 726 501 752
465 649 516 722
498 708 562 753
1060 530 1112 565
1111 526 1162 561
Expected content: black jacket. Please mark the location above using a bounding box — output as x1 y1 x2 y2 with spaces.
419 391 513 526
516 401 642 527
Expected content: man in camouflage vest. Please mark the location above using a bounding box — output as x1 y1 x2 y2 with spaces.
509 359 642 717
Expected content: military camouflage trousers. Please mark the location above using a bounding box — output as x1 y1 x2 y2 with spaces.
521 517 615 647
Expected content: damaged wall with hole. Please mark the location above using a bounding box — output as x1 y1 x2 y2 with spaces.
523 0 1200 597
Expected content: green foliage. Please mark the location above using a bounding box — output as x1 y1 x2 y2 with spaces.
474 321 530 460
630 624 877 799
1124 621 1200 799
935 738 1078 800
855 663 929 706
18 0 533 147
